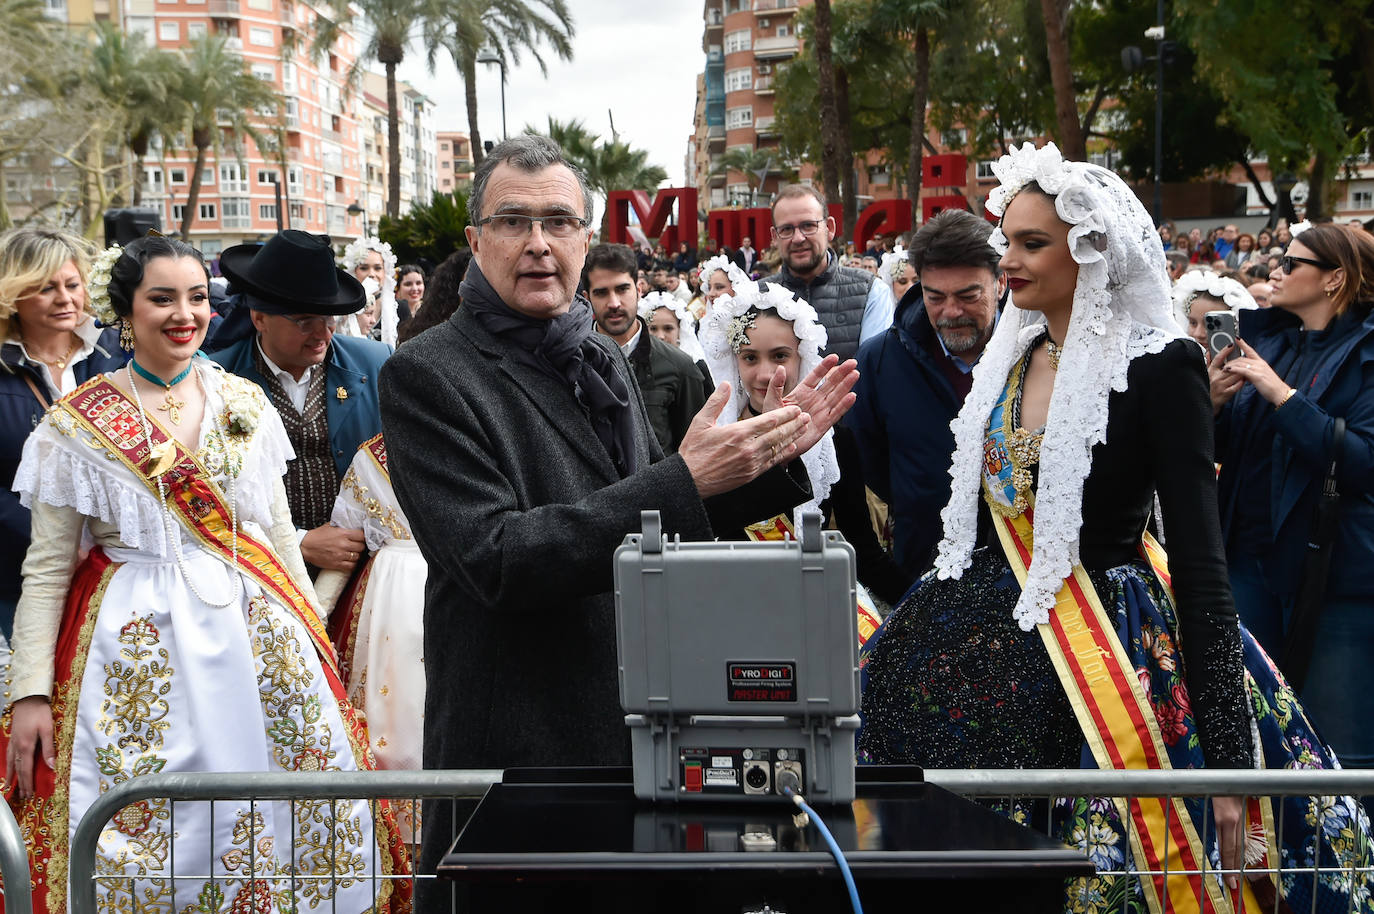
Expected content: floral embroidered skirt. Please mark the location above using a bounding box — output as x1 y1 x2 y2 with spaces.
858 547 1373 914
2 544 408 914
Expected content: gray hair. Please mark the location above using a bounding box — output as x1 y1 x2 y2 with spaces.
469 134 594 226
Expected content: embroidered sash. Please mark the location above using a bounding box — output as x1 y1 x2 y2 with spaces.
982 371 1263 914
363 432 389 477
59 377 340 675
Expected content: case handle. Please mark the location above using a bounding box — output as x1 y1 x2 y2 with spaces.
640 510 663 555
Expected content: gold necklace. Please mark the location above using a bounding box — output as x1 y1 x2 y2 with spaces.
27 335 79 369
1045 336 1063 371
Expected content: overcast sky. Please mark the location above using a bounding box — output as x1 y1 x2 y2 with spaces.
393 1 704 191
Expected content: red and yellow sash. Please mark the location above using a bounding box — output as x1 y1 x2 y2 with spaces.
363 432 389 477
993 506 1265 914
60 377 339 675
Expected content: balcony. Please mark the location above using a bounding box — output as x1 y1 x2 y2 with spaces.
755 116 777 137
753 35 798 59
323 128 345 144
223 36 243 51
708 124 726 151
754 75 774 94
208 0 239 15
753 0 797 12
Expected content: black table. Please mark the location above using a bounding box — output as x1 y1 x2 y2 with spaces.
437 768 1092 913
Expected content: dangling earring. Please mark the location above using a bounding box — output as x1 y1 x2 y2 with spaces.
119 318 135 350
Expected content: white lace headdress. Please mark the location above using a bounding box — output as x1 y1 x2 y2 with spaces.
340 236 398 347
1171 270 1258 331
934 141 1184 630
638 290 707 363
698 253 750 291
699 281 840 529
877 245 909 285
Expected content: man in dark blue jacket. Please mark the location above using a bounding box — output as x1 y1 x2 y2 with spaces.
849 210 1004 579
210 230 392 576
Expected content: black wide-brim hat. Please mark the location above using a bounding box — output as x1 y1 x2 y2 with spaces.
220 230 366 315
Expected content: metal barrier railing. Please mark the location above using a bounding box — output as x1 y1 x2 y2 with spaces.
0 796 33 914
64 768 1374 914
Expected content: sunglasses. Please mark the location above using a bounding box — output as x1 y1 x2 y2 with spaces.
1279 254 1336 274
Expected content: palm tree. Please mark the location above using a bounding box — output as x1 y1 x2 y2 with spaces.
173 35 283 238
526 117 665 229
88 23 184 206
709 147 794 204
432 0 575 169
315 0 445 219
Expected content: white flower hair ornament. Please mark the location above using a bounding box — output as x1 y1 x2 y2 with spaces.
877 245 910 286
698 253 750 291
698 282 839 530
637 290 707 362
87 244 124 327
937 141 1184 630
1288 220 1313 239
1170 270 1258 331
340 236 398 347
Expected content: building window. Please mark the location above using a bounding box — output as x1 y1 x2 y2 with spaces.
202 167 214 185
286 165 303 195
251 63 274 82
942 128 967 148
440 141 449 151
726 106 753 129
725 68 752 92
187 22 206 38
725 0 751 12
1351 188 1373 209
198 202 217 221
249 26 273 46
441 160 450 169
289 202 304 219
169 168 187 184
259 203 278 220
219 163 248 193
868 165 891 186
257 169 277 185
776 25 789 36
144 167 164 191
976 160 996 180
158 21 178 40
724 29 751 53
222 198 250 228
171 204 185 222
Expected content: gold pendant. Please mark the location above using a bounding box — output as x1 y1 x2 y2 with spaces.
147 439 178 477
158 389 186 425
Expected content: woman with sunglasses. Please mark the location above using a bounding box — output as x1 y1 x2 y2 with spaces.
1210 221 1374 776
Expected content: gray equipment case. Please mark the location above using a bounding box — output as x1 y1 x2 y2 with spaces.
614 510 860 804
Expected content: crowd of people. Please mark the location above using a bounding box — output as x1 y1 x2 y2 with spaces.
0 132 1372 914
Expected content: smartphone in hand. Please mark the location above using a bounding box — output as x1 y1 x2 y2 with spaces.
1205 311 1241 362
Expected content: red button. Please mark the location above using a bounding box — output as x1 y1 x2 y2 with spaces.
684 764 703 792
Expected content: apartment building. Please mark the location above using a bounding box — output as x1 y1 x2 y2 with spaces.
359 72 438 221
436 131 474 193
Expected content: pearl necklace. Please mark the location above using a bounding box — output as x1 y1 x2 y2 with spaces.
127 362 242 608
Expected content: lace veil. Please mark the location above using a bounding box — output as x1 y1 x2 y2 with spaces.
637 290 707 363
698 281 840 529
1171 270 1258 332
698 253 750 291
934 142 1184 630
340 237 398 347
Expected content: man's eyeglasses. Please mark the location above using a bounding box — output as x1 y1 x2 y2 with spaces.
1279 254 1336 274
280 315 341 334
774 220 825 240
478 213 589 239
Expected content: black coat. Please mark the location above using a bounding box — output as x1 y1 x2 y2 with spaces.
379 305 807 878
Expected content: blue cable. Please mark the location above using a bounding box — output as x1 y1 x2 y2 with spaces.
783 786 864 914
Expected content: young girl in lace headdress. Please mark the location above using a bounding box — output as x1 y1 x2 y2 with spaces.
857 143 1373 914
341 236 398 346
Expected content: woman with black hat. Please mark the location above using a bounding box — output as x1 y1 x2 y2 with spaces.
3 235 410 913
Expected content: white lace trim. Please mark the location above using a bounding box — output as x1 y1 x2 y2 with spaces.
13 369 294 556
936 142 1183 630
1170 270 1258 331
637 290 708 363
340 237 398 347
698 281 840 521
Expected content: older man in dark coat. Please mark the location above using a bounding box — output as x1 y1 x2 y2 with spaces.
379 134 858 883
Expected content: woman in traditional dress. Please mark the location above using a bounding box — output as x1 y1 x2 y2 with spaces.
316 433 425 838
3 236 408 914
1 229 127 649
857 143 1371 914
699 281 905 616
877 246 916 301
340 237 399 345
639 290 713 396
1172 270 1257 352
696 253 749 320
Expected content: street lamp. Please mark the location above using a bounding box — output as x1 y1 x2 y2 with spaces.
476 48 507 141
347 201 369 239
1122 6 1176 225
